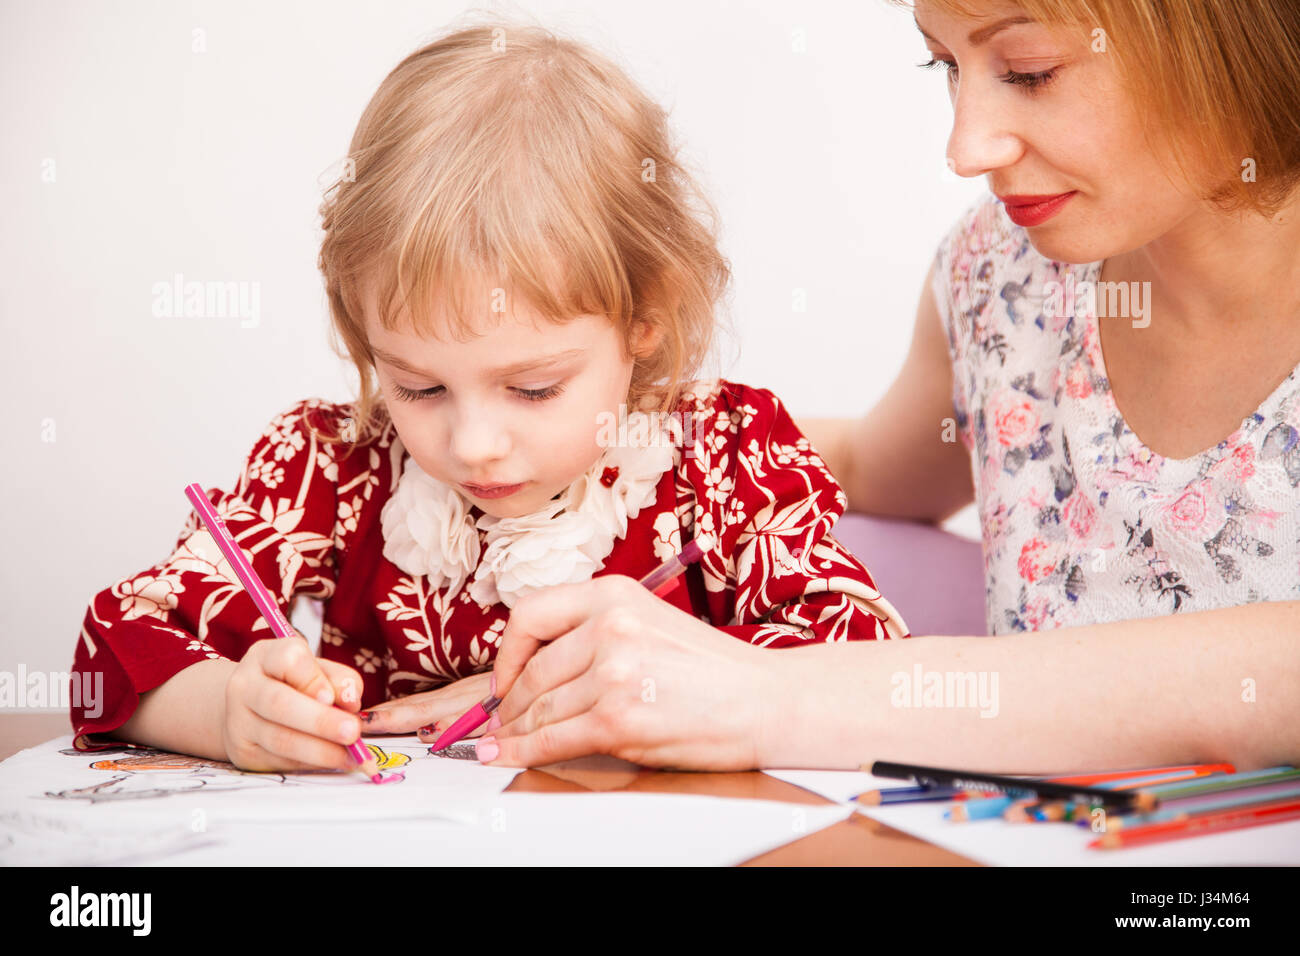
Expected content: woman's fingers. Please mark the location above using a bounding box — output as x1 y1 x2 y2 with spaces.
494 611 608 726
493 668 603 746
482 711 616 768
493 576 644 696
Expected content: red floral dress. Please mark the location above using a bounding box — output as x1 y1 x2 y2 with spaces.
70 379 908 750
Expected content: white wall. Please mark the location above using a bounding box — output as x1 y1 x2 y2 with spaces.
0 0 985 687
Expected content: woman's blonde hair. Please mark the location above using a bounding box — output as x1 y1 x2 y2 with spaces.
899 0 1300 214
314 19 731 448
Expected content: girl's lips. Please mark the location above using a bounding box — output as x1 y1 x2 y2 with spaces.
461 482 526 499
998 191 1077 227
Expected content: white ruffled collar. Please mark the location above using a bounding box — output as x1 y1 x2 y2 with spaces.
380 410 681 608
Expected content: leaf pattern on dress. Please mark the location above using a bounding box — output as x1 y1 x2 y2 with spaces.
71 385 909 748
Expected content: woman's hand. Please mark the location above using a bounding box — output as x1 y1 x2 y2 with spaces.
358 671 495 742
220 635 366 772
484 575 779 770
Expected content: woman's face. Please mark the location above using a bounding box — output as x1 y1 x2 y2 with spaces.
362 277 639 519
914 0 1209 263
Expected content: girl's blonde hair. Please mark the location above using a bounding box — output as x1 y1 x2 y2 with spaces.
899 0 1300 214
315 20 731 448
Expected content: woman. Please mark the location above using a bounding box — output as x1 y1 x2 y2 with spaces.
385 0 1300 772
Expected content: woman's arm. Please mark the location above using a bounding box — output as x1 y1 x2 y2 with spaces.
799 262 974 522
767 599 1300 772
485 577 1299 773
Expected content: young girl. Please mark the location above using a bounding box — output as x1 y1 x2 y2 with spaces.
70 22 907 772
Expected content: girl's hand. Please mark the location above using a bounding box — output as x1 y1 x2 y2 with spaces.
221 635 366 773
357 671 496 743
486 576 778 770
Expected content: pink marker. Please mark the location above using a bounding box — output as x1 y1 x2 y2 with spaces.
183 483 382 783
428 532 714 754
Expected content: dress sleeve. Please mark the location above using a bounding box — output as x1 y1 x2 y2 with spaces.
69 399 350 750
684 382 909 646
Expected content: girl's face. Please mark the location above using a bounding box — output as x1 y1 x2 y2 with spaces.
363 280 642 519
914 0 1209 263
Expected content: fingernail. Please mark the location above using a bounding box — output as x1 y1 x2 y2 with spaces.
359 711 374 723
338 722 356 744
489 672 497 696
316 688 334 705
418 724 435 736
485 713 501 732
476 736 499 762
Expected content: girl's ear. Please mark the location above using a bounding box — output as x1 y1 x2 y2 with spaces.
631 319 663 359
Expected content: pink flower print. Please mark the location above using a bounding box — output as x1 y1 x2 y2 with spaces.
988 390 1040 447
1063 492 1097 542
1017 537 1062 583
1162 479 1221 539
1023 595 1052 630
1209 444 1255 484
1064 361 1092 399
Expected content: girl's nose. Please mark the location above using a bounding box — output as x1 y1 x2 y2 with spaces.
449 415 511 467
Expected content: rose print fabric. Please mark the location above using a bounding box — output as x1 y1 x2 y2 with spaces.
934 196 1300 634
71 379 908 749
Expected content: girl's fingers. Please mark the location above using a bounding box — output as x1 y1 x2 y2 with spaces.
363 672 493 733
316 659 366 712
245 719 355 772
260 638 341 708
247 672 358 748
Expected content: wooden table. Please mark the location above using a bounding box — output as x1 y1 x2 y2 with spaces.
0 713 977 865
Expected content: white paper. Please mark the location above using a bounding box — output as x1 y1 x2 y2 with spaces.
140 794 853 866
764 768 1300 866
0 733 522 863
0 736 850 865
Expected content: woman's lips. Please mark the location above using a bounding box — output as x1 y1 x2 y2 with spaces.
461 482 526 499
998 191 1077 227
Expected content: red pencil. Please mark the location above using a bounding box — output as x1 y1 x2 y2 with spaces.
1090 797 1300 849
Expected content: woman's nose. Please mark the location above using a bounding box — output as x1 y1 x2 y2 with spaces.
946 86 1024 179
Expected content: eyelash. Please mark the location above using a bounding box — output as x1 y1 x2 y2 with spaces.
390 383 565 403
918 58 1060 92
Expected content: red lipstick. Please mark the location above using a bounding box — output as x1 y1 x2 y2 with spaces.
998 191 1076 227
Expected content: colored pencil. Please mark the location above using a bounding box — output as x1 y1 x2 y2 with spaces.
184 483 381 782
1104 780 1300 830
1090 797 1300 849
866 760 1150 810
855 785 964 805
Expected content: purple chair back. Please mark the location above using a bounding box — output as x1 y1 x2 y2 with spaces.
832 513 987 636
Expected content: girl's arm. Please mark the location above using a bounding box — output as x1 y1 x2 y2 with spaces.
799 262 974 522
767 599 1300 772
115 659 236 762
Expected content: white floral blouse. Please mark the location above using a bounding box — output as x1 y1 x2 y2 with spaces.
934 196 1300 634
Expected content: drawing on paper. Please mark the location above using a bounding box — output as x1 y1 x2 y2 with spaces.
43 743 412 804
